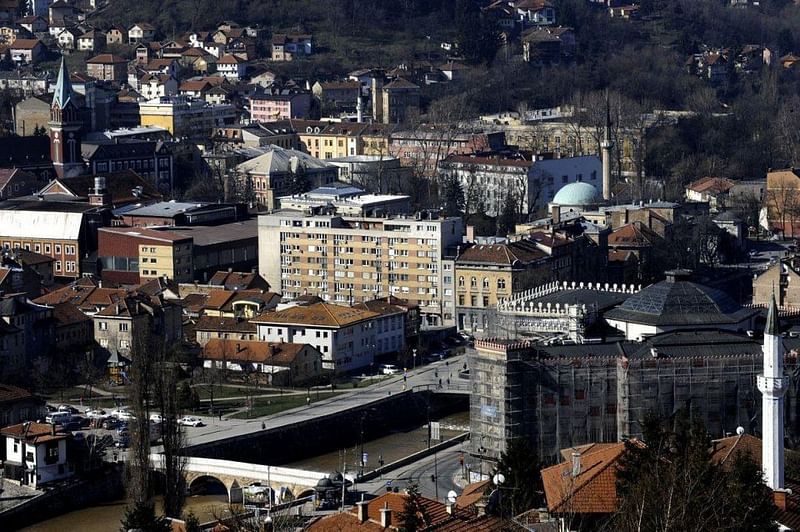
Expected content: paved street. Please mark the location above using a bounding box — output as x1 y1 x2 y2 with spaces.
172 353 469 450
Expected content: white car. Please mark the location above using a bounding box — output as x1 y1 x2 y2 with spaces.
85 409 107 419
110 408 129 419
178 416 204 427
380 364 401 375
149 414 163 424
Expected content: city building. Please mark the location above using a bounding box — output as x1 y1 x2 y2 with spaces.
119 202 246 228
217 53 247 80
97 226 194 285
8 38 46 64
326 155 412 194
388 129 505 177
49 55 84 178
233 146 337 208
372 77 420 124
250 302 380 372
278 183 411 217
258 210 463 326
0 168 44 200
454 239 551 334
0 295 54 369
193 315 257 346
138 96 237 139
81 141 175 193
1 422 73 488
249 92 312 122
200 289 280 318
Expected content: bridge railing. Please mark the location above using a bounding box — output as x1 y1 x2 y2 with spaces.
150 454 327 487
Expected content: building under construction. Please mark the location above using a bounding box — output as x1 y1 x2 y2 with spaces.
469 331 800 462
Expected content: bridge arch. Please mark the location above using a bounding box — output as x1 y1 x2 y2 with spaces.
188 475 229 497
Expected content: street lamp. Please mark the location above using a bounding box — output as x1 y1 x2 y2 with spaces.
412 348 417 370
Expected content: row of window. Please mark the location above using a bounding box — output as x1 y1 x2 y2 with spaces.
98 322 129 331
458 276 507 290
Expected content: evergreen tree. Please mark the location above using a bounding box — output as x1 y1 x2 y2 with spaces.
491 438 543 518
120 501 170 532
440 173 465 217
496 190 518 236
611 408 777 532
288 162 311 196
398 482 429 532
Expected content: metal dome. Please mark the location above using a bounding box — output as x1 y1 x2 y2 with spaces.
552 182 601 206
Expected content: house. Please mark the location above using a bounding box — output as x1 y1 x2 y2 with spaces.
52 301 93 350
193 315 257 346
208 270 271 291
684 176 735 212
86 53 128 82
200 289 280 318
216 53 246 80
0 169 42 200
0 295 56 365
12 249 55 286
271 33 313 61
250 302 382 372
765 168 800 236
311 81 361 107
0 384 44 428
522 26 575 64
180 47 216 74
0 318 24 374
352 296 419 355
178 79 213 99
144 57 178 77
134 42 151 65
128 22 155 44
17 16 48 34
0 254 45 299
93 293 182 359
1 422 73 488
138 73 178 100
76 29 103 52
57 27 80 49
9 38 45 64
609 4 639 18
200 338 324 386
374 78 420 124
105 24 126 45
306 490 505 531
514 0 556 26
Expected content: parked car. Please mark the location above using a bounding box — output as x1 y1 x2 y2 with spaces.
115 432 130 448
45 412 71 425
380 364 401 375
149 414 163 424
85 409 107 419
178 416 204 427
110 407 129 419
101 418 119 430
117 411 135 421
116 423 129 435
58 404 79 414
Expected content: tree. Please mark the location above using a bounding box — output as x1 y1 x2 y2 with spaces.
120 500 170 532
497 190 518 236
490 438 543 518
610 408 778 532
398 483 429 532
440 173 465 217
287 161 311 196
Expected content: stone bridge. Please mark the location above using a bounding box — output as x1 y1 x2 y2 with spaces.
150 454 326 504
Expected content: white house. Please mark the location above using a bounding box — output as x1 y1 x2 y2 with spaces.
250 302 380 372
217 53 246 80
138 74 178 100
128 22 155 44
1 422 73 488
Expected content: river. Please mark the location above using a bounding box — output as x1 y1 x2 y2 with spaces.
20 411 469 531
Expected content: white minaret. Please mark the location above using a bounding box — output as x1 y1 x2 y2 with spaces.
758 295 788 490
601 96 614 202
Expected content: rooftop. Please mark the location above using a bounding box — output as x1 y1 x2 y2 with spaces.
251 302 379 328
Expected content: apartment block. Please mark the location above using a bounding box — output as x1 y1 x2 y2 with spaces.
98 227 194 285
258 211 463 327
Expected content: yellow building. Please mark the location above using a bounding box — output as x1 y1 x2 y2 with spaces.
765 168 800 237
98 227 194 284
258 210 464 327
454 239 551 334
138 96 236 138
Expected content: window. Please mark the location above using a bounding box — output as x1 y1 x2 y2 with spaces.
470 296 477 306
497 279 506 290
470 277 477 288
482 278 489 289
119 323 128 331
458 276 464 287
458 295 464 305
119 340 130 349
483 296 489 307
54 244 61 254
55 260 61 271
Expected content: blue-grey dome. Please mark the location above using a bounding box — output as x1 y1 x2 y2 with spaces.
552 182 600 206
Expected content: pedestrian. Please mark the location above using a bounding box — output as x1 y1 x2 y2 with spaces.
438 378 442 388
403 374 407 383
446 378 450 386
261 421 266 430
434 370 438 378
306 396 311 406
218 412 222 422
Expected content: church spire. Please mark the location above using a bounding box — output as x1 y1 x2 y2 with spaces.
52 54 73 110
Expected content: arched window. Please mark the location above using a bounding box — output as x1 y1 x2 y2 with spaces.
482 278 489 289
458 276 465 287
497 278 506 290
470 277 477 288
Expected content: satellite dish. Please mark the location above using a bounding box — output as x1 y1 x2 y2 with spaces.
446 490 458 504
736 426 745 436
493 473 506 486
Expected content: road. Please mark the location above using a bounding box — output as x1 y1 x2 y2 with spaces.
170 353 470 450
357 441 469 502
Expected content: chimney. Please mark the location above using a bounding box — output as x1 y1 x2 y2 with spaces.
50 423 56 436
445 501 454 515
475 501 487 517
466 225 475 242
356 500 369 522
571 452 581 477
774 490 788 512
356 95 363 123
379 505 391 528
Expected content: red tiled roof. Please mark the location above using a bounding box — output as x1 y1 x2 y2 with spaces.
687 176 735 195
52 301 91 327
250 302 378 328
1 422 68 444
87 53 127 64
0 383 35 405
608 222 661 248
457 240 547 266
201 338 309 366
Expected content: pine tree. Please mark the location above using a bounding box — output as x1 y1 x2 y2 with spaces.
440 173 465 217
398 482 429 532
492 438 543 518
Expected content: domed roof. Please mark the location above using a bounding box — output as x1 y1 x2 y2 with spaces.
552 182 601 206
604 270 758 327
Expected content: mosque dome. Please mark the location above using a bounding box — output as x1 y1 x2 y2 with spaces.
552 182 601 206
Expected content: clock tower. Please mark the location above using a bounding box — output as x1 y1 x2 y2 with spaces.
49 55 84 178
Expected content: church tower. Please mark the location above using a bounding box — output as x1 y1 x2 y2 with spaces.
49 55 83 178
758 294 789 490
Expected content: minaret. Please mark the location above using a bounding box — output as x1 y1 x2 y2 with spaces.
601 95 614 202
49 55 84 178
758 294 788 490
